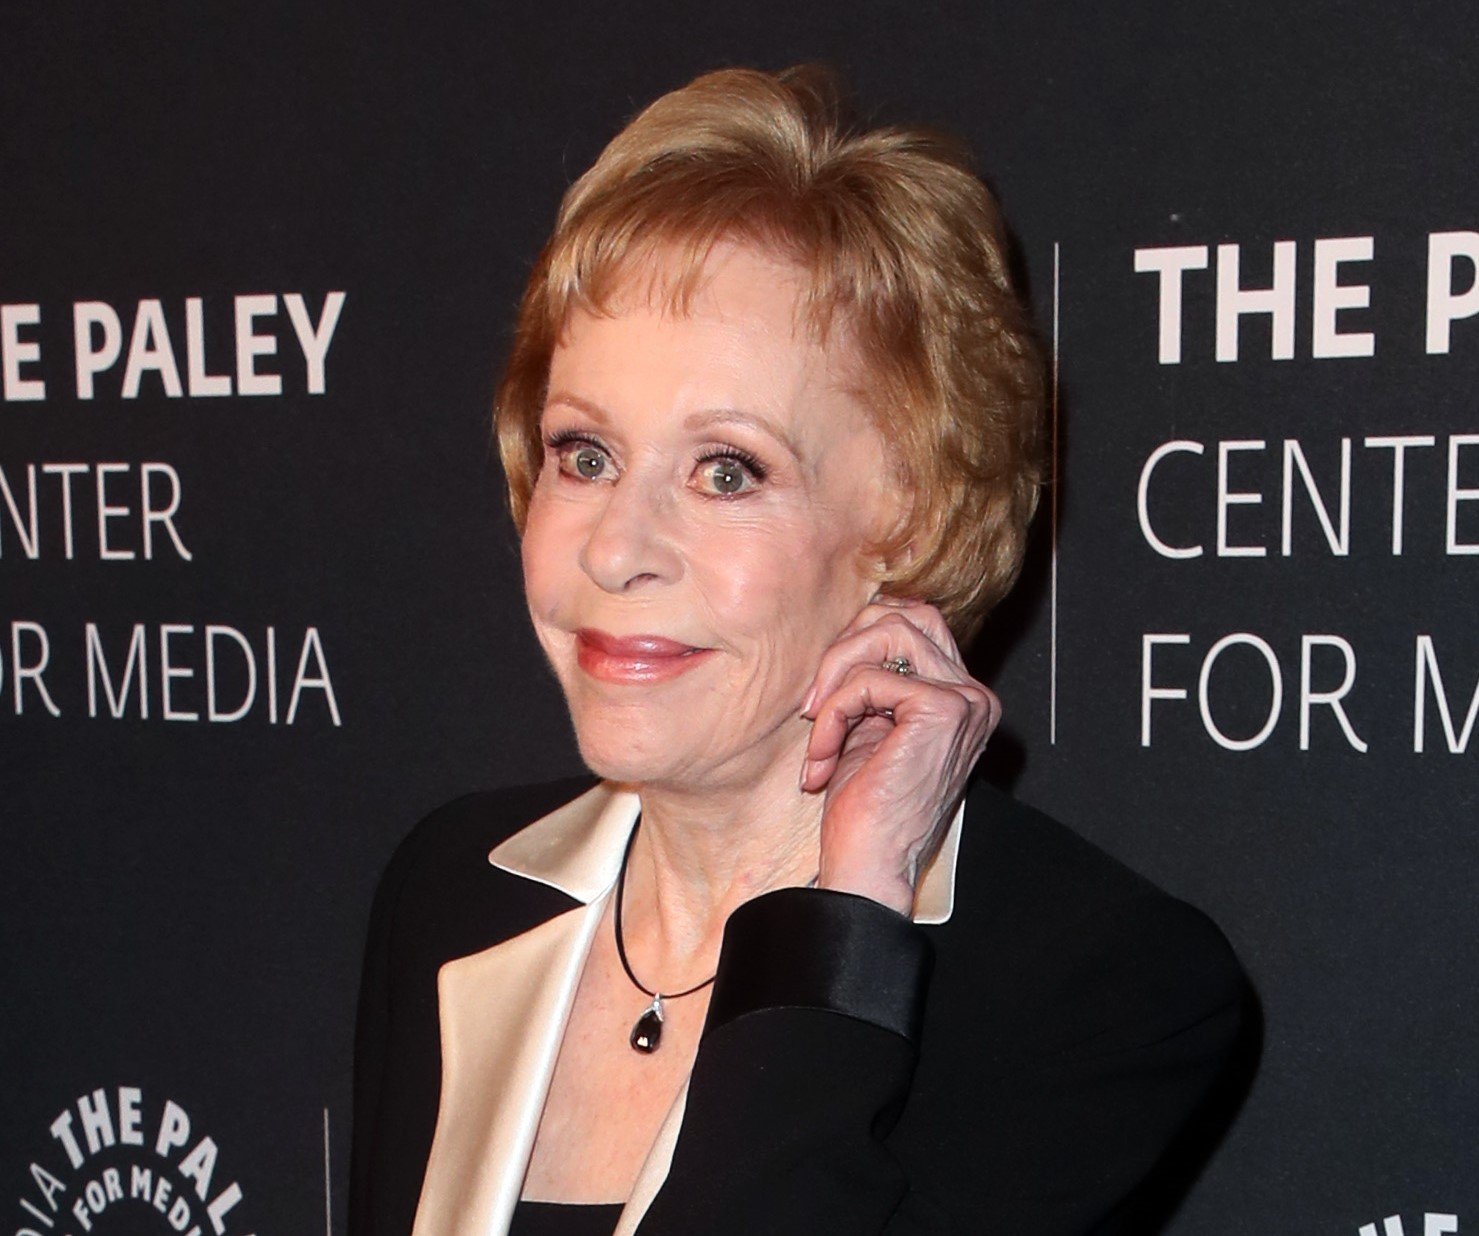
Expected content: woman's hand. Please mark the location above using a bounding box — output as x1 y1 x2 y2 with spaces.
800 598 1001 915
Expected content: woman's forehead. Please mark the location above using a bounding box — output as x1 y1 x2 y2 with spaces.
548 302 870 443
556 243 865 393
574 236 856 343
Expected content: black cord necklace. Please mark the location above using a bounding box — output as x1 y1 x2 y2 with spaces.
614 816 716 1053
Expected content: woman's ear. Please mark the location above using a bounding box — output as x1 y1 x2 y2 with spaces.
874 476 916 564
868 546 901 585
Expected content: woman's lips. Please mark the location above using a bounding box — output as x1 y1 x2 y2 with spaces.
574 629 714 684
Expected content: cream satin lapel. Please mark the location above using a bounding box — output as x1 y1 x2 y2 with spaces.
412 898 607 1236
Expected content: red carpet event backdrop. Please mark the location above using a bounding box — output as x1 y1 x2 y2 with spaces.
3 3 1474 1233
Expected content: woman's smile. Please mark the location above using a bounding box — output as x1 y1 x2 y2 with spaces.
574 628 717 684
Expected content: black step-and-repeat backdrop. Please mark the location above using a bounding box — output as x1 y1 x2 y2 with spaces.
4 3 1475 1233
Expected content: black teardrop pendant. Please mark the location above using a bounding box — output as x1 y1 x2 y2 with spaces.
630 997 664 1053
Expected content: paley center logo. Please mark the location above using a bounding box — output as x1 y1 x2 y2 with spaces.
15 1085 254 1235
1360 1216 1462 1235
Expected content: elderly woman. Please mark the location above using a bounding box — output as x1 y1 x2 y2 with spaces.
349 66 1246 1236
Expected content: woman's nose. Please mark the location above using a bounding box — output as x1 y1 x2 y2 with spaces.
577 475 682 593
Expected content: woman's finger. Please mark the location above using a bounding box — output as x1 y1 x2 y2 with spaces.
845 597 964 668
802 612 961 716
802 666 989 789
876 597 964 666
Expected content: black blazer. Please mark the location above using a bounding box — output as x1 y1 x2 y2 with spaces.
350 775 1249 1235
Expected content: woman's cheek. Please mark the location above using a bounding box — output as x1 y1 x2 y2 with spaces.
687 524 797 628
691 515 860 653
520 497 577 625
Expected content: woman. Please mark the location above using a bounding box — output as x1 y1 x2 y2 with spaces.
350 66 1248 1236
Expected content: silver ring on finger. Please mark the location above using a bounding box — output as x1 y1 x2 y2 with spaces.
882 656 913 676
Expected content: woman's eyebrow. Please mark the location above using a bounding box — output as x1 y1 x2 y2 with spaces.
684 409 803 459
542 390 610 423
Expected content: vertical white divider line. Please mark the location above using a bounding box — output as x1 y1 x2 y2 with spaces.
323 1106 333 1236
1050 242 1061 746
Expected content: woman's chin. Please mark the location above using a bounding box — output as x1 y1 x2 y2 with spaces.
572 719 692 786
571 709 803 795
570 708 766 790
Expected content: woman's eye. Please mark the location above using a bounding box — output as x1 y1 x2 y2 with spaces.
552 440 611 481
573 446 607 479
695 455 757 496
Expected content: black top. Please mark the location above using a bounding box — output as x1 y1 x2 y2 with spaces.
507 1201 623 1236
350 774 1252 1234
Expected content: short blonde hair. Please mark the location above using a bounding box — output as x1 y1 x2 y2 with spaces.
495 65 1045 645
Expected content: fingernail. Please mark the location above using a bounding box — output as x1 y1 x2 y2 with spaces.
801 685 818 715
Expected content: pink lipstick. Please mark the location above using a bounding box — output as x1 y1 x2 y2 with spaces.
575 629 714 684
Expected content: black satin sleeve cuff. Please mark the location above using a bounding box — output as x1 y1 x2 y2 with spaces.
703 887 934 1044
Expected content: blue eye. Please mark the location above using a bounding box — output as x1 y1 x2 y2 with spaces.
694 449 765 496
545 432 613 481
572 445 607 479
699 457 751 494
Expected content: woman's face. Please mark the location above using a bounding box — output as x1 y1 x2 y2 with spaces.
521 241 902 794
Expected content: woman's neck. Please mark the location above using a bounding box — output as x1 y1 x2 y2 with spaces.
619 735 823 987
